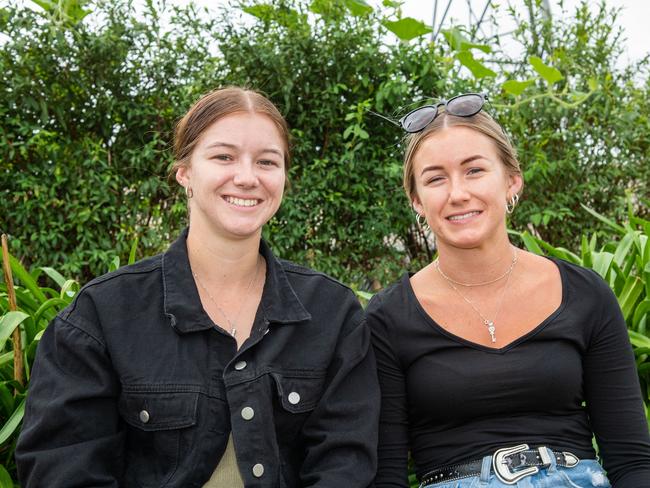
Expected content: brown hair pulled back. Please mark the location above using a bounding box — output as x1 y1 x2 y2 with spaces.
171 87 291 178
403 110 522 203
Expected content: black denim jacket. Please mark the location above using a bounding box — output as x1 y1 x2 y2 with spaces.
16 230 379 487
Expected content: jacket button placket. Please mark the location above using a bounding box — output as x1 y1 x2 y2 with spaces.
227 352 278 486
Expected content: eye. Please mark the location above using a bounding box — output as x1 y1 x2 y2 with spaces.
211 154 233 161
467 167 484 176
258 159 281 167
425 175 445 185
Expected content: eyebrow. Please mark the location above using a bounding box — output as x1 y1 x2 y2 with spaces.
420 155 485 176
205 141 284 157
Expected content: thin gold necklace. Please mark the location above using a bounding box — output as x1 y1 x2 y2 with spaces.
434 250 518 343
192 256 261 338
435 250 519 287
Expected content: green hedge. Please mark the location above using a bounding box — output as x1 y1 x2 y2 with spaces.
1 0 648 288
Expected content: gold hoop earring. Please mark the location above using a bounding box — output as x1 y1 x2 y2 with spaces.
506 193 519 214
185 186 193 199
415 212 430 231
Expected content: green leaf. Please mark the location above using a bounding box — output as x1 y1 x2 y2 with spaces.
29 0 58 13
0 352 12 367
0 311 30 347
382 17 431 41
618 275 644 322
455 51 496 79
529 56 564 85
1 254 48 305
613 232 636 267
502 79 535 97
580 204 626 234
441 27 491 53
0 463 13 488
108 255 120 273
33 297 68 325
520 231 544 255
588 77 599 91
0 397 25 445
591 251 614 280
342 0 373 16
242 4 275 20
128 237 139 265
633 300 650 330
40 266 67 288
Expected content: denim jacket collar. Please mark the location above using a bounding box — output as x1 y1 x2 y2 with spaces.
162 228 311 334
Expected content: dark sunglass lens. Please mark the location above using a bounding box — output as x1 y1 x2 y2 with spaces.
446 94 484 116
401 107 437 132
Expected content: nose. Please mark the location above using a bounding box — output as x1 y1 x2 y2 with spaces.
448 176 470 203
233 159 258 188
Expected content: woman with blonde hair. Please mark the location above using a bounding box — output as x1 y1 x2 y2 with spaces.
17 86 379 487
369 93 650 487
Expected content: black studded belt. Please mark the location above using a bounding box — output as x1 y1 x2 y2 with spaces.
419 444 581 486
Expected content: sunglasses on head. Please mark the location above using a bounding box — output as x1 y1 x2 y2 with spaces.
399 93 488 133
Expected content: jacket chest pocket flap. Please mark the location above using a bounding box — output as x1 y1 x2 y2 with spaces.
271 372 326 413
119 391 199 431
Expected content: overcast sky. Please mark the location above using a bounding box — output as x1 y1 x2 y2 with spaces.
183 0 648 68
389 0 648 66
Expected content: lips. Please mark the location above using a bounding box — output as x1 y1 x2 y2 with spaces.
447 210 481 221
224 196 261 207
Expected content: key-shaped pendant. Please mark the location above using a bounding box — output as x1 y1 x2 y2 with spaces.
485 320 496 343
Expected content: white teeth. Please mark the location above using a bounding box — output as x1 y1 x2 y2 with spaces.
225 196 259 207
448 211 480 221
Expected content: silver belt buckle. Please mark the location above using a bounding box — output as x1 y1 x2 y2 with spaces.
492 444 540 485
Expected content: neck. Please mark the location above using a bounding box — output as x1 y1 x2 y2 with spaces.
435 235 515 285
186 222 261 286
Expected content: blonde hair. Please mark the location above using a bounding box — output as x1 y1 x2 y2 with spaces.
403 110 522 202
171 87 291 177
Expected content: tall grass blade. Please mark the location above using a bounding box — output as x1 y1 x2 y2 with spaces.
0 311 29 347
0 397 25 444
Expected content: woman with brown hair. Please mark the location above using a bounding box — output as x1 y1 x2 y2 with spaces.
369 93 650 487
16 87 379 487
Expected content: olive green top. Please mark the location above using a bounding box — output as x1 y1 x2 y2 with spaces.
202 434 244 488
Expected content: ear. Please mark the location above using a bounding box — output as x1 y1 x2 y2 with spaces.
507 173 523 198
176 166 190 187
412 196 424 217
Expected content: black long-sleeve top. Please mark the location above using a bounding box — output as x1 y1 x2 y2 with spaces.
368 257 650 487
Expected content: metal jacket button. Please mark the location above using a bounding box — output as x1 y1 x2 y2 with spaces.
241 407 255 420
139 410 150 423
252 463 264 477
234 361 247 370
288 392 300 405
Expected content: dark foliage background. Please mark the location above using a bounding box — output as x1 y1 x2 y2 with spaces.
1 0 648 289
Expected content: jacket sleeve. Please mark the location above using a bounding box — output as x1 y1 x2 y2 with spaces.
366 294 410 488
15 309 124 487
583 275 650 487
298 302 380 488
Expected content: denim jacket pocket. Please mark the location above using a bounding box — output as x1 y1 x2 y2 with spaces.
271 372 326 413
118 390 199 488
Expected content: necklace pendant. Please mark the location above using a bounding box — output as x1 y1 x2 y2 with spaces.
231 328 237 338
486 321 496 343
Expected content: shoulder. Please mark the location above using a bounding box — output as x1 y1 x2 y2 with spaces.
60 254 163 326
278 258 357 298
549 256 613 297
81 254 162 291
366 274 410 316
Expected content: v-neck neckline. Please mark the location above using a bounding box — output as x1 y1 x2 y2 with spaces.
404 256 568 354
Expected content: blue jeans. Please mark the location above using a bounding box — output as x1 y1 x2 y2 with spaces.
421 451 611 488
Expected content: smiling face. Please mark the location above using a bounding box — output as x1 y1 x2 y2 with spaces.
176 112 286 241
411 126 522 251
